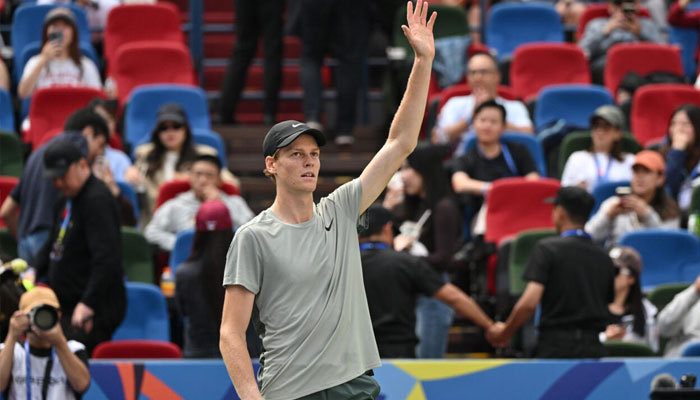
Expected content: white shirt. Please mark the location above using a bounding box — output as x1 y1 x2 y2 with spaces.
561 151 636 193
22 55 102 92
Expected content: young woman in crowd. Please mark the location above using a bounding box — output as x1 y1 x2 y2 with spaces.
661 104 700 211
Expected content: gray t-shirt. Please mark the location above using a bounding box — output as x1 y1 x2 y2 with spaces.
223 178 381 400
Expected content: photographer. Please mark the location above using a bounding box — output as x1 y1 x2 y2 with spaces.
578 0 662 85
0 287 90 399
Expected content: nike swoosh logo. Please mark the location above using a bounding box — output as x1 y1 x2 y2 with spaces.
325 218 333 231
292 123 303 128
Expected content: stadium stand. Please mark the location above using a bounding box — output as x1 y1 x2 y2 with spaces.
486 3 564 60
112 282 170 341
534 84 614 132
630 84 700 147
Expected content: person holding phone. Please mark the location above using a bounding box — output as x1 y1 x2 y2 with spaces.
586 150 680 249
18 7 102 99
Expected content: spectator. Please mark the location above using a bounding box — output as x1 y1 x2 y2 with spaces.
359 205 493 358
87 98 131 179
601 246 658 352
451 100 539 235
432 52 533 147
586 150 680 249
384 143 463 358
38 0 119 36
487 186 616 358
578 0 663 85
145 155 254 252
124 103 225 224
657 273 700 357
661 104 700 211
669 0 700 89
18 7 101 99
218 0 282 125
561 105 636 192
0 287 90 399
35 140 126 355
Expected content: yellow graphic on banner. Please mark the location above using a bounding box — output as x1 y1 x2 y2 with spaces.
406 382 426 400
393 360 512 380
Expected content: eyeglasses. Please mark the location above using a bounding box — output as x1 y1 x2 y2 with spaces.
159 123 184 131
614 266 632 276
467 68 496 76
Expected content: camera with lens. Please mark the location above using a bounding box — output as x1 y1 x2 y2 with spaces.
27 304 59 331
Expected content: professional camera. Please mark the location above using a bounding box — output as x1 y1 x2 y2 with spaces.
27 304 59 331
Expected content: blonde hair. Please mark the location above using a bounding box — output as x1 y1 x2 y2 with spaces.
263 149 280 182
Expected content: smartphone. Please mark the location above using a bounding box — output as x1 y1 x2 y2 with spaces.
615 186 632 197
48 31 63 44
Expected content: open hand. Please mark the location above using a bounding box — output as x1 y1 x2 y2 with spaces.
401 0 437 60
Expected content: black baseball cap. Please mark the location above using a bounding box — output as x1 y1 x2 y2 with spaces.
44 7 77 28
546 186 595 221
155 103 187 126
263 120 326 157
43 140 84 179
362 205 396 237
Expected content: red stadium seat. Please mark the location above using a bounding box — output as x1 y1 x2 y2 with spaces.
110 41 196 106
577 3 651 41
630 84 700 147
154 179 240 210
510 43 590 102
0 176 18 228
604 43 684 100
92 340 182 359
25 87 107 150
104 3 184 74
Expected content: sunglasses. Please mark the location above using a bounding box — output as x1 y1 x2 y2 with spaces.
159 123 184 131
614 266 632 276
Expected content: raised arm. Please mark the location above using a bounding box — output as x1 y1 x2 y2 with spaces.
360 0 437 212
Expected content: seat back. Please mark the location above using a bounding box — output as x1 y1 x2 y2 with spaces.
485 3 563 60
393 4 469 59
116 181 140 224
0 177 18 228
508 228 557 295
558 131 642 178
485 178 560 245
630 84 700 147
193 131 227 167
619 229 700 289
510 43 590 101
112 282 170 341
92 339 182 359
120 227 154 284
681 341 700 356
647 283 691 312
577 3 651 41
461 132 547 176
155 180 240 211
0 131 23 177
104 3 183 71
124 84 210 147
591 180 631 215
26 87 107 150
169 228 194 274
534 84 613 131
603 340 655 357
0 90 15 133
112 42 195 106
604 43 684 100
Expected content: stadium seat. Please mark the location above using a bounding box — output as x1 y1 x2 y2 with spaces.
11 3 97 84
603 341 655 357
112 282 170 341
0 228 17 259
630 84 700 147
92 339 182 359
169 228 194 275
669 25 699 81
0 90 15 133
154 180 240 211
681 341 700 356
647 283 690 311
0 177 18 229
193 131 228 167
124 84 210 148
25 87 107 150
577 3 651 41
510 43 591 102
485 3 564 60
460 132 548 176
484 177 560 246
121 227 154 284
619 229 700 289
393 4 470 60
603 43 684 101
591 180 631 215
534 84 614 132
111 41 196 106
507 228 557 296
0 131 23 177
117 181 140 224
557 131 642 178
104 3 184 73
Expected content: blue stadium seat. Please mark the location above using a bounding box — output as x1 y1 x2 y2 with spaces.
619 229 700 289
485 2 564 60
0 90 15 133
169 228 194 275
112 282 170 341
193 131 228 167
461 132 547 176
591 180 630 216
124 84 210 147
117 180 140 224
534 84 614 132
11 4 97 84
682 341 700 356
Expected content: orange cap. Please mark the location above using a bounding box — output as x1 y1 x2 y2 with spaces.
632 150 665 173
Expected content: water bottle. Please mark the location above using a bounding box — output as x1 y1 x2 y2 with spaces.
160 267 175 297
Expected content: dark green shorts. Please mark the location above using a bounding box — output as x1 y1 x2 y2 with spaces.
297 374 381 400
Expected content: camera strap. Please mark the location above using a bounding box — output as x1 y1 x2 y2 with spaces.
24 341 55 400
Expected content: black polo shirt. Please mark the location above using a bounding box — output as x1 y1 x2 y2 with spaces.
451 142 537 182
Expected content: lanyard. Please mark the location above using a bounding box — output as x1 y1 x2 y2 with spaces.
593 154 613 183
561 229 591 239
24 341 55 400
478 141 518 176
55 200 72 246
359 242 389 251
